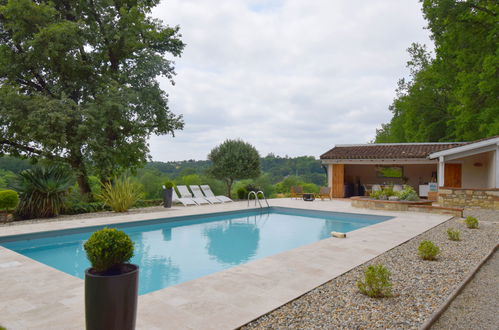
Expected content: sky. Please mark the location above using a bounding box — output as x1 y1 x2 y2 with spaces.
149 0 433 162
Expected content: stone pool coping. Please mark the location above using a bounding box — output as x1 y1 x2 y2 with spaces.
0 199 452 329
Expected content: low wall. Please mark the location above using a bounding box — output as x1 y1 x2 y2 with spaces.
438 187 499 210
350 197 463 217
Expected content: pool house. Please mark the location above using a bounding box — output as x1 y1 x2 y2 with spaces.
320 136 499 209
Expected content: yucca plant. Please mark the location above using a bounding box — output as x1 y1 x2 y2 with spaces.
97 177 143 212
15 166 74 219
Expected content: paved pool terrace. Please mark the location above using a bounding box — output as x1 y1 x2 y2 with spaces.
0 199 452 329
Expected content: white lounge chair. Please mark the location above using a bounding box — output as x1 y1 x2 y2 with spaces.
200 185 233 203
172 188 197 206
190 185 222 204
177 185 210 205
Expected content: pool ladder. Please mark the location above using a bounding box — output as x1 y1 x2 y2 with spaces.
247 191 270 208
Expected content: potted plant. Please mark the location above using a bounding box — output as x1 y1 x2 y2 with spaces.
0 190 19 223
84 228 138 330
163 181 174 208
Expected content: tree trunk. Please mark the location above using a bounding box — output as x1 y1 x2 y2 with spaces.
226 179 233 198
70 152 93 201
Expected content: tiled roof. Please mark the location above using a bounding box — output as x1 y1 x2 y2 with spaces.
320 143 465 160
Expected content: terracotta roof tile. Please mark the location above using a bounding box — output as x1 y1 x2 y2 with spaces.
320 143 465 160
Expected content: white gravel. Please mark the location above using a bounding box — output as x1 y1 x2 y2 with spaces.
242 211 498 329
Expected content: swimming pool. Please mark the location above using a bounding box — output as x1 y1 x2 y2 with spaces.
0 207 392 295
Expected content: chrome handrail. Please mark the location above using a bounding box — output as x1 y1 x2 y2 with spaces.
256 190 270 208
247 191 262 208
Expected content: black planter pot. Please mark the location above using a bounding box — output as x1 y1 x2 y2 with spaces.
163 188 173 208
85 264 139 330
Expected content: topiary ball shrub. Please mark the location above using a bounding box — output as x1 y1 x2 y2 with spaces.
447 228 461 241
0 190 20 212
163 181 173 189
464 216 479 229
418 240 440 260
237 187 247 200
357 264 392 298
84 228 134 274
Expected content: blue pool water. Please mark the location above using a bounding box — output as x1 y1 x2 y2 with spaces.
1 207 391 295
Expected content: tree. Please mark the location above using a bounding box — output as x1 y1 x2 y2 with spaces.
0 0 185 199
208 139 261 197
375 0 499 143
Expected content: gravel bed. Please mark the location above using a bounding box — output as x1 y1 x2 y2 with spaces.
431 249 499 330
242 213 498 329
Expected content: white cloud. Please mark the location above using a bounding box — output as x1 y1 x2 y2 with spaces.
149 0 433 161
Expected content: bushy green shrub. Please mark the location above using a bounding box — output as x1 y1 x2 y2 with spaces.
0 190 19 212
447 228 461 241
397 186 419 201
418 240 440 260
464 216 479 229
163 181 173 189
370 186 396 200
62 201 108 215
84 228 134 273
14 166 73 219
237 187 247 200
357 264 392 298
97 177 143 212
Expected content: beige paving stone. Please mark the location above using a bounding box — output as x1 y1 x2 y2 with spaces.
0 199 451 329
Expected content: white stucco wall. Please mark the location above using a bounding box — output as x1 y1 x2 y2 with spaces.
460 151 493 188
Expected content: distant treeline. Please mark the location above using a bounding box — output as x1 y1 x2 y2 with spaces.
146 154 326 185
0 154 326 199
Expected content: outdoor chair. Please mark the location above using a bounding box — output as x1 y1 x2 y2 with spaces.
316 186 331 200
172 188 198 206
372 184 382 192
290 186 304 199
199 185 233 203
177 185 210 205
190 185 222 204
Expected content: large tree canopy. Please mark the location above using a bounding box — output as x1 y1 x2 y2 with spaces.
376 0 499 143
208 139 261 197
0 0 184 197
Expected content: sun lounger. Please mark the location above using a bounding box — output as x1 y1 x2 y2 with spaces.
177 185 210 205
199 185 233 203
190 185 222 204
316 186 331 200
172 188 197 206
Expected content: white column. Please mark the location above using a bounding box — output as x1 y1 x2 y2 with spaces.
438 156 445 187
495 146 499 188
328 164 333 188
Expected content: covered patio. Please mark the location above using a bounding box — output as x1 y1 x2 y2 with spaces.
320 136 499 209
320 143 463 199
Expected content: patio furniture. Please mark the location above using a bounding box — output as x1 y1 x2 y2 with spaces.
393 184 403 192
200 185 233 203
177 185 210 205
190 185 222 204
290 186 304 199
372 184 382 192
316 187 331 200
302 193 315 201
172 188 197 206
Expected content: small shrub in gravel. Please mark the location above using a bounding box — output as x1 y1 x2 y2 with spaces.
447 228 461 241
357 264 392 298
418 240 440 260
464 216 479 229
